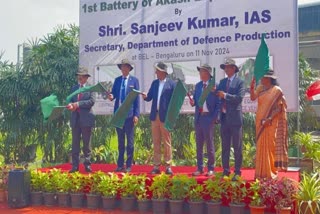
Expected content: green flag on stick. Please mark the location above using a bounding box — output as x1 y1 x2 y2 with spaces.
40 94 60 121
164 79 187 132
254 33 270 82
66 82 108 103
198 75 216 108
110 89 141 128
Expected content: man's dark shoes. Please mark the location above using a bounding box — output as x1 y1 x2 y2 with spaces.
192 170 204 176
151 168 161 175
206 170 215 177
125 167 132 173
85 165 92 173
115 167 125 172
69 167 79 173
165 167 173 175
232 174 241 181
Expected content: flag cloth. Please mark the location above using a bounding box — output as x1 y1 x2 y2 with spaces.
110 89 141 128
198 76 216 108
253 33 270 82
47 106 66 122
66 82 108 103
306 80 320 100
40 94 60 121
164 79 188 132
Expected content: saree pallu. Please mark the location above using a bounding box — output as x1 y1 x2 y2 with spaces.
255 86 288 179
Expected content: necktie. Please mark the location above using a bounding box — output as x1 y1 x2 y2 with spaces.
222 79 230 113
203 83 207 90
120 77 127 103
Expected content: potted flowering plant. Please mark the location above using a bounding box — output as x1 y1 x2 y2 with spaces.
149 173 170 214
30 170 46 205
188 177 205 214
204 172 224 213
248 179 266 214
86 171 104 209
98 173 119 210
134 174 151 213
169 174 191 214
0 164 13 202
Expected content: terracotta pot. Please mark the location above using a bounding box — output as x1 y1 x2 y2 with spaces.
276 206 292 214
189 201 204 214
230 203 246 214
207 201 221 214
249 205 266 214
56 192 70 207
0 189 6 203
102 196 116 210
86 194 101 209
30 191 43 206
152 198 167 214
169 199 184 214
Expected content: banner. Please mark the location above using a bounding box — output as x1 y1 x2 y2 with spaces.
79 0 299 114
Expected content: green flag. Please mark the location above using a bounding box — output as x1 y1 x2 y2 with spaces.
198 76 216 108
40 94 60 121
254 33 270 82
66 82 108 103
164 79 187 132
47 106 66 122
110 89 141 128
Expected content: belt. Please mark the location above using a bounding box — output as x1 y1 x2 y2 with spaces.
200 112 210 116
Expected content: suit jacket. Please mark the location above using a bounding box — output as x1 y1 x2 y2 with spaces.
193 81 221 126
144 78 176 122
111 75 140 118
69 83 95 128
217 76 245 126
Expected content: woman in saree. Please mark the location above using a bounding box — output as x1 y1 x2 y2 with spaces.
250 69 288 179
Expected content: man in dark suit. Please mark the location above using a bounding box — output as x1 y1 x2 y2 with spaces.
217 58 245 180
108 59 140 173
142 62 176 175
67 67 95 173
190 64 221 177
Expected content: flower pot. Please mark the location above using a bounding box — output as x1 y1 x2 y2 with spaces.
249 205 266 214
43 192 56 207
70 193 84 208
189 201 204 214
137 199 151 213
276 206 292 214
56 192 70 207
169 199 184 214
86 194 101 209
230 203 246 214
299 201 318 214
207 201 221 214
121 196 136 211
0 189 6 202
102 196 116 210
30 191 43 206
152 198 167 214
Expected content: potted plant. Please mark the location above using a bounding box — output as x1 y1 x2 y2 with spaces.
276 177 299 214
169 174 191 214
204 172 223 213
30 170 45 205
149 173 170 214
86 171 104 209
55 171 72 207
296 172 320 214
187 177 205 214
42 169 61 206
221 173 247 214
134 174 151 213
69 171 88 208
119 173 139 211
248 179 266 214
98 172 119 210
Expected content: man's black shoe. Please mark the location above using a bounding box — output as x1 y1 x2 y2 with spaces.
151 168 161 175
165 167 173 175
85 165 92 173
115 167 125 172
69 167 79 173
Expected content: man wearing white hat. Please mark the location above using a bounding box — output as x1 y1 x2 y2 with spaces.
142 62 176 175
190 64 220 177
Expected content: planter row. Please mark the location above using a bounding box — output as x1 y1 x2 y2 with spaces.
31 192 259 214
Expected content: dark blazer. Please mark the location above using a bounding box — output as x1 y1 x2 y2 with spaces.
217 76 245 126
144 78 176 122
111 75 140 118
69 83 95 128
193 81 221 125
